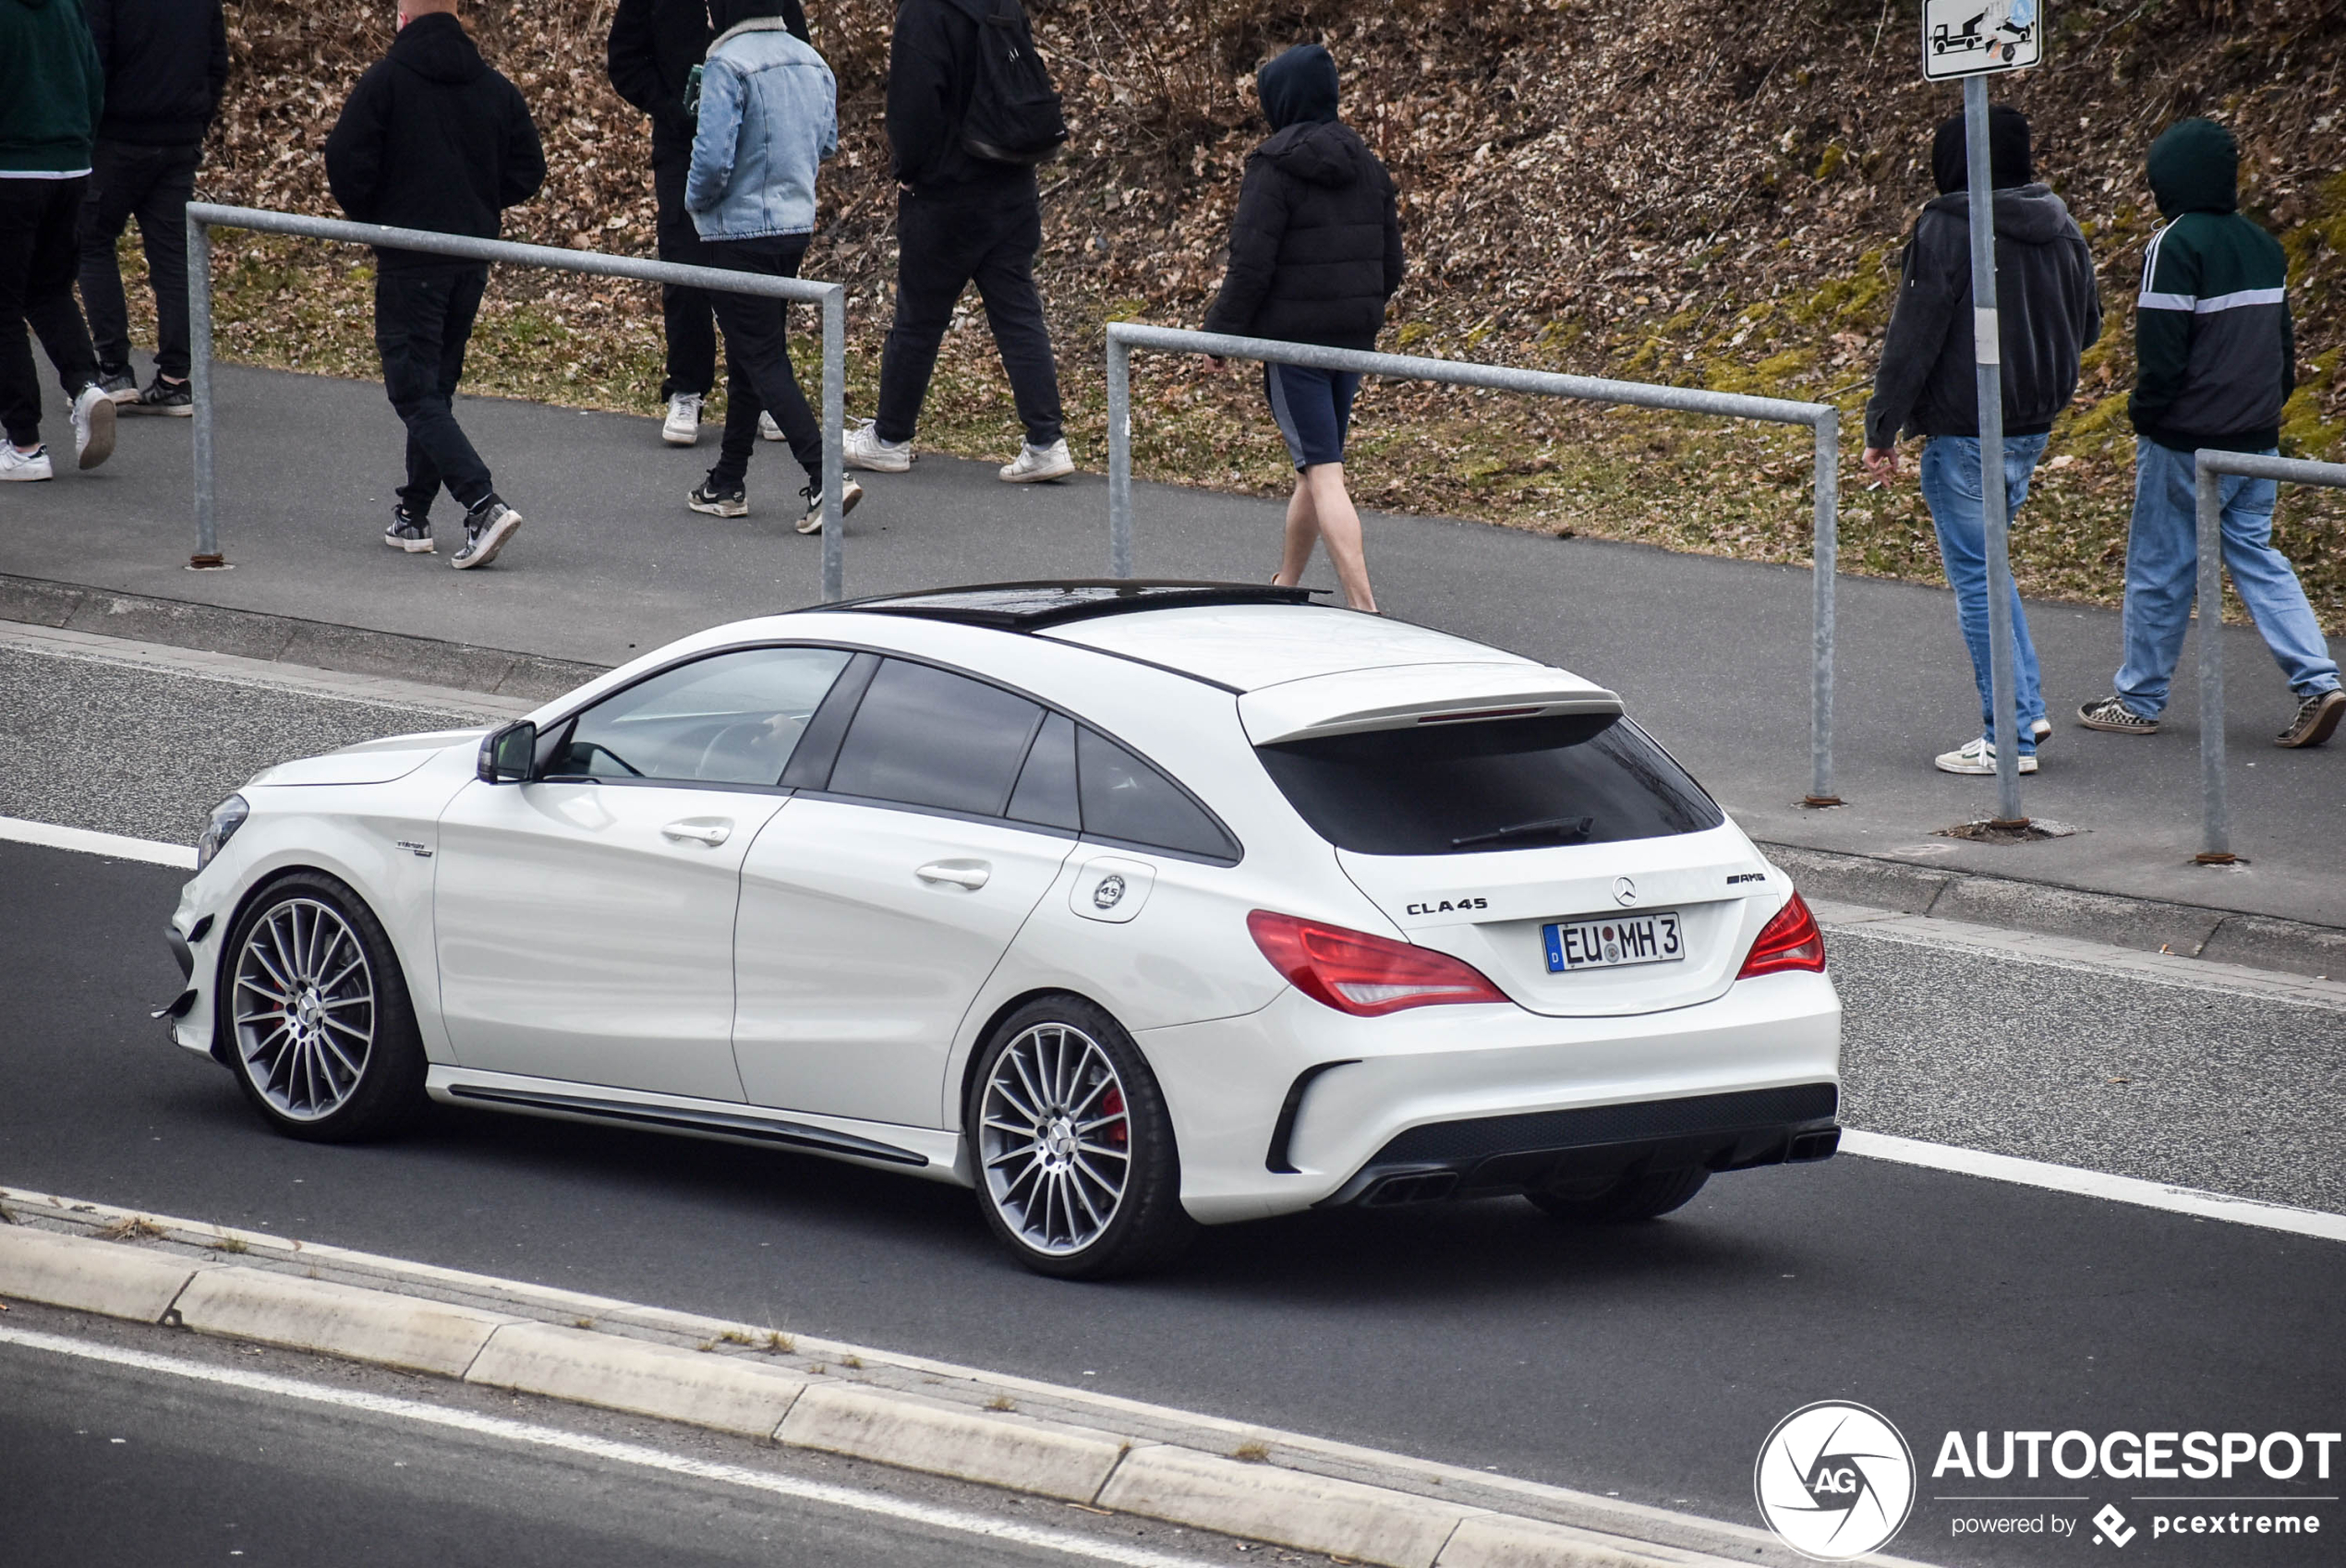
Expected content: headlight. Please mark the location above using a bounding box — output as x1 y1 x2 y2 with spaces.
196 793 249 871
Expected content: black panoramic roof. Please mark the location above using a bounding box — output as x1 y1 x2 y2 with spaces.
831 580 1324 631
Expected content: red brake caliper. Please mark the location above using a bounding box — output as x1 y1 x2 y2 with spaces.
1100 1086 1128 1149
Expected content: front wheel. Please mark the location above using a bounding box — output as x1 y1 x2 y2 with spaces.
222 872 425 1143
1526 1167 1709 1224
967 995 1194 1279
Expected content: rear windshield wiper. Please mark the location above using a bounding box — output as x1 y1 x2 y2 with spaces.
1450 814 1593 850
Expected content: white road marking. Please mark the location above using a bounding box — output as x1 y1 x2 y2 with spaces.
0 814 195 869
1841 1129 2346 1243
0 1325 1216 1568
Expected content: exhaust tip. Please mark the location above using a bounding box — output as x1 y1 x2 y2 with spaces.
1787 1128 1841 1163
1361 1170 1460 1207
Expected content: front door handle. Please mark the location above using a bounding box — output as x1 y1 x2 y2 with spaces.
915 859 991 890
661 819 732 847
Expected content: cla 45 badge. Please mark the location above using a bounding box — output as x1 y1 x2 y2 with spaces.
1406 897 1490 916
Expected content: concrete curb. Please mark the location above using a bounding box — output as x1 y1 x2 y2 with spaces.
0 1200 1917 1568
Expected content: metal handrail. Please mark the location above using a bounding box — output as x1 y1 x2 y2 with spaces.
2193 448 2346 863
186 202 852 599
1104 321 1846 805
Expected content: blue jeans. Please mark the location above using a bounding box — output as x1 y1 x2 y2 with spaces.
1920 434 2048 752
2111 440 2340 718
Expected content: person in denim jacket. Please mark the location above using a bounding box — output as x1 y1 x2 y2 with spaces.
681 0 852 531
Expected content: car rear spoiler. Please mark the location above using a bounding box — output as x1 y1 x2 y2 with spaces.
1239 662 1624 745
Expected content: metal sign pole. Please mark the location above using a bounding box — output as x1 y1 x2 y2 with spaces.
1964 73 2026 825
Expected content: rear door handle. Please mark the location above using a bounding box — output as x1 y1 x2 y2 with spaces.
915 860 991 890
661 819 732 847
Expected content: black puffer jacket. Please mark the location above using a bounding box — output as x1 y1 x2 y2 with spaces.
323 13 545 272
86 0 228 146
1202 46 1403 351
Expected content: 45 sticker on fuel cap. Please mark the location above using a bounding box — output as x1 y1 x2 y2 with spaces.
1070 856 1155 924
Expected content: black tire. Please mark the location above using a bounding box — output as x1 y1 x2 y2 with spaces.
1526 1167 1710 1224
220 871 426 1144
965 995 1195 1280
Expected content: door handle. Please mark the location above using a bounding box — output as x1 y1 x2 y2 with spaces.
915 860 991 890
661 819 732 847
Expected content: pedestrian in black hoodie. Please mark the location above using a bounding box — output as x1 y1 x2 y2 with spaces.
1861 107 2099 778
1202 43 1402 613
325 0 544 569
76 0 228 416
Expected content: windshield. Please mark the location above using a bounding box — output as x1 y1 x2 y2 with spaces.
1255 713 1723 856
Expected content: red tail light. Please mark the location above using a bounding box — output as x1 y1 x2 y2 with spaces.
1247 911 1511 1017
1737 889 1826 979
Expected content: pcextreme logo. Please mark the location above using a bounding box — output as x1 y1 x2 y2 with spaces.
1755 1402 1918 1561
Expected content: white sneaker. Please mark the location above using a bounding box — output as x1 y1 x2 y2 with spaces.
842 419 912 473
661 392 703 447
794 478 865 535
758 410 784 442
70 383 116 470
0 443 54 481
1935 736 2038 776
998 438 1074 484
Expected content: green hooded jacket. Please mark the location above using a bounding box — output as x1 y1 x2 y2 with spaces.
2130 118 2295 454
0 0 105 176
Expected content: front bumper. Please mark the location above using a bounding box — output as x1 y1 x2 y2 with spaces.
1320 1081 1840 1207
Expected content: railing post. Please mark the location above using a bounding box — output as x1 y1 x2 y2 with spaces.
187 213 223 569
820 283 845 603
2194 452 2233 864
1806 407 1841 806
1106 330 1132 579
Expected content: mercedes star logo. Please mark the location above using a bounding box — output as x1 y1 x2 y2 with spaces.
1613 876 1639 907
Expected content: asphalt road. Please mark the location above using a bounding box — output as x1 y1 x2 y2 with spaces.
0 1302 1240 1568
4 638 2342 1568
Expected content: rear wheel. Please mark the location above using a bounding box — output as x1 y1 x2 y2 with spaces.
223 872 425 1143
1526 1167 1710 1224
967 995 1194 1279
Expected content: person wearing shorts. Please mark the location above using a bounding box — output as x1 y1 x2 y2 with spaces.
1202 44 1401 612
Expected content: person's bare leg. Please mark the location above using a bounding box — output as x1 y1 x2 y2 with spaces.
1275 474 1319 585
1303 463 1375 612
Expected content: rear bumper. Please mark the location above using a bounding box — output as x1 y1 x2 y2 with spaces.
1320 1081 1840 1208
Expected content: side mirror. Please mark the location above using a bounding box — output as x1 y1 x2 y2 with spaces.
478 720 538 784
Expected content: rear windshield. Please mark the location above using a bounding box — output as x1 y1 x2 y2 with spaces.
1255 714 1723 856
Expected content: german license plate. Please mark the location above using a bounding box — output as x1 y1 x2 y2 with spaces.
1542 911 1684 973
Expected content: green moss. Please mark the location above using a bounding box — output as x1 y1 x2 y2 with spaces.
2280 349 2343 459
1813 142 1846 181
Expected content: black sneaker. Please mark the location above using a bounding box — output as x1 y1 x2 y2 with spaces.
125 374 192 416
96 367 138 404
794 477 865 535
2078 695 2159 735
688 476 748 518
2277 688 2345 749
382 504 434 554
452 498 521 570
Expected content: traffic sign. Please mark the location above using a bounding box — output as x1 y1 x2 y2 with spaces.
1922 0 2042 79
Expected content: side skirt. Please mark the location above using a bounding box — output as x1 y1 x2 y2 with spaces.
423 1067 969 1186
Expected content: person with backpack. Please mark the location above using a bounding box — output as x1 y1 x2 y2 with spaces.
843 0 1072 484
1861 107 2100 776
681 0 860 531
324 0 544 568
2076 117 2341 750
1201 42 1402 614
77 0 230 417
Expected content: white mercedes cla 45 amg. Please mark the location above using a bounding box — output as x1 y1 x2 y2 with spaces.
163 582 1841 1277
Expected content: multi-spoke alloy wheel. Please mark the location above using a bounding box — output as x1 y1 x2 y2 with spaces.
234 898 375 1121
968 996 1194 1278
222 874 425 1142
979 1022 1131 1257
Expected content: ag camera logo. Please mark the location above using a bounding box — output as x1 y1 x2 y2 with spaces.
1755 1402 1917 1560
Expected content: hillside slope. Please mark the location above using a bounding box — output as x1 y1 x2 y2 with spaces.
179 0 2345 624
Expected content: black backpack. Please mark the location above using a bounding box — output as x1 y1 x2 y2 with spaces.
949 0 1068 165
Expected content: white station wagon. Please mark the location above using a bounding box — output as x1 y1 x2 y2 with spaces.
164 583 1842 1277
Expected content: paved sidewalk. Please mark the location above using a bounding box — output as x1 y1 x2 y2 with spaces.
2 359 2340 926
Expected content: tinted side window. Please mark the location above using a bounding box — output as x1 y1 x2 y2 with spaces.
1076 727 1238 861
548 646 852 787
1007 712 1080 831
1255 714 1723 856
828 658 1045 816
